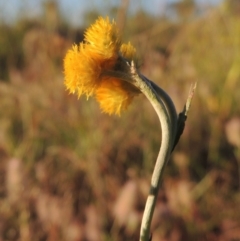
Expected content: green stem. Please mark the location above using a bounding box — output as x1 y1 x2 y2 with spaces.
141 75 178 149
104 63 189 241
130 63 172 241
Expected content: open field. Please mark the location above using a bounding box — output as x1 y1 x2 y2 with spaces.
0 1 240 240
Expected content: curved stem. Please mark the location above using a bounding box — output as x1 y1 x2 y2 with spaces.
141 75 178 150
129 63 173 241
102 69 178 149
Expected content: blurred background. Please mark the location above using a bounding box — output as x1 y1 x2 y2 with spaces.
0 0 240 240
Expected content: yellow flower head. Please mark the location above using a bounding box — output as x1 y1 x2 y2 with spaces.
95 77 136 115
84 17 121 62
63 16 139 115
64 43 101 97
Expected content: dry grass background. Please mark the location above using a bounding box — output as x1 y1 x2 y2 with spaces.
0 1 240 241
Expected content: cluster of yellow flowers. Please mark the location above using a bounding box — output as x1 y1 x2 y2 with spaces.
64 17 139 115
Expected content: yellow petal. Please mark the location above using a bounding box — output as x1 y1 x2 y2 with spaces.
63 44 101 97
95 77 137 115
120 42 137 61
84 17 121 61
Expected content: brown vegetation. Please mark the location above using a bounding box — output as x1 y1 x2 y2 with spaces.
0 1 240 240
